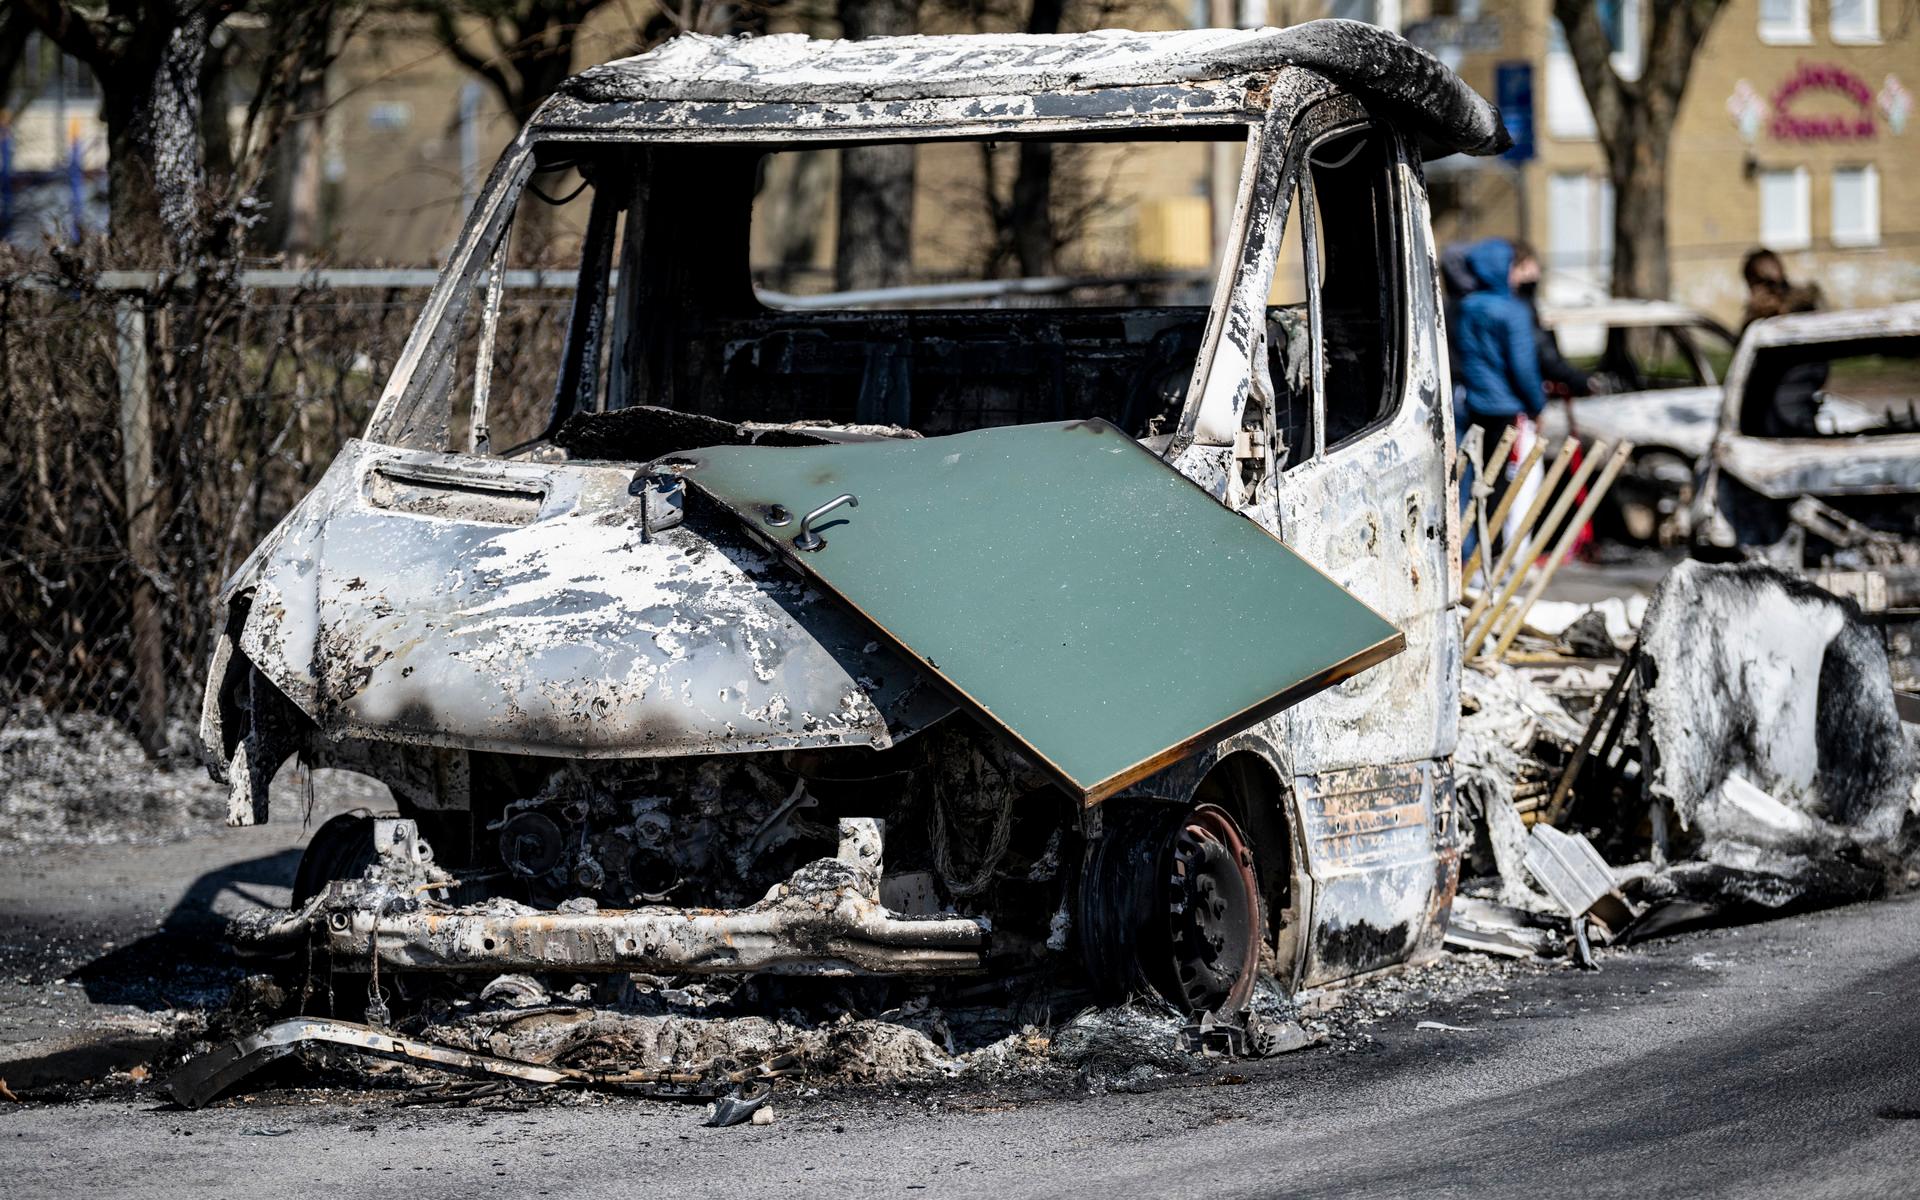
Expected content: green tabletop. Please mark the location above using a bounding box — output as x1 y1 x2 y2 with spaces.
677 419 1402 803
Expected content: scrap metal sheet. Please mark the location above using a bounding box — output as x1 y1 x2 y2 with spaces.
676 419 1403 803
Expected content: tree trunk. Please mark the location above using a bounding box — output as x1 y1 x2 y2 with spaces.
150 11 210 257
834 0 918 291
1009 143 1054 276
1007 0 1064 277
1552 0 1727 303
1609 129 1671 300
102 82 169 259
199 38 233 187
94 15 209 263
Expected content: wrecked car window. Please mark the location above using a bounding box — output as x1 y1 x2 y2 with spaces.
464 164 619 457
396 134 1274 456
1588 325 1707 392
1266 182 1313 469
402 148 626 459
1738 335 1920 439
751 139 1238 304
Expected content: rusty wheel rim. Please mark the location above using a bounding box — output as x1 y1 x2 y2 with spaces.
1163 804 1262 1014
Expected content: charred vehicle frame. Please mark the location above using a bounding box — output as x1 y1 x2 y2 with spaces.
201 21 1508 1017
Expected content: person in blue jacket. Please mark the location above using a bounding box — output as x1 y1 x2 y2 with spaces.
1456 237 1546 437
1454 238 1545 564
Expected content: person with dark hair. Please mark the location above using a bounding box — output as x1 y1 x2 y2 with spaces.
1742 247 1823 330
1739 247 1826 436
1453 238 1549 565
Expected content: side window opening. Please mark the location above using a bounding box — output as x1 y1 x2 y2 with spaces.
1307 126 1402 449
1738 336 1920 438
1596 325 1704 392
1266 181 1315 471
1264 123 1403 470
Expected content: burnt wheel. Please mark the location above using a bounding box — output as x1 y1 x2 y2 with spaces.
1079 801 1264 1014
292 811 380 906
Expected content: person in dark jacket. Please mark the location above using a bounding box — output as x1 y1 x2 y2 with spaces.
1456 238 1546 438
1739 247 1827 436
1453 238 1547 566
1440 240 1482 442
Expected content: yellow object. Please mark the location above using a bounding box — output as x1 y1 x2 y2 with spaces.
1134 196 1212 269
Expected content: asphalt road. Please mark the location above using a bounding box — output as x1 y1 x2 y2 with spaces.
5 840 1919 1200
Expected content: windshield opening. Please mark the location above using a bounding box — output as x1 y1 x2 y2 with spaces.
407 128 1262 459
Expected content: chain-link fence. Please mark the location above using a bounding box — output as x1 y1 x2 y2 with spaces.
0 258 1202 840
0 266 574 838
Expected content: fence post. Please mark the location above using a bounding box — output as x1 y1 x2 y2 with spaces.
115 296 167 755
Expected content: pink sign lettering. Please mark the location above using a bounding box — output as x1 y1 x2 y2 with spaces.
1771 62 1877 141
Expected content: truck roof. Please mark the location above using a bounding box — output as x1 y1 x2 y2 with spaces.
539 20 1510 159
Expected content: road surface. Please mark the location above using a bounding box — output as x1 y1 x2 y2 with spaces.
4 815 1918 1199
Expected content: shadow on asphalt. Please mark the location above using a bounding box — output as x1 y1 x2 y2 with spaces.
74 848 301 1010
1215 940 1920 1200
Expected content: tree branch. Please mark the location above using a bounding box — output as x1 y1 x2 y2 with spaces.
429 5 521 110
1643 0 1728 120
1549 0 1628 153
15 0 114 70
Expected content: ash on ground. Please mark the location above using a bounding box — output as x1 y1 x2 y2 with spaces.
0 706 223 846
133 947 1553 1110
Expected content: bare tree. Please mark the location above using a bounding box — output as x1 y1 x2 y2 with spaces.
16 0 248 258
1551 0 1728 300
414 0 610 127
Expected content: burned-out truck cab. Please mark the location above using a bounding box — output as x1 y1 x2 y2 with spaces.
204 21 1508 1016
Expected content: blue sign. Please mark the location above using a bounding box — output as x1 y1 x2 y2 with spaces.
1496 61 1535 163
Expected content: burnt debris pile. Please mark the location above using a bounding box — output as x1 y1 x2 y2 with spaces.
1452 560 1920 963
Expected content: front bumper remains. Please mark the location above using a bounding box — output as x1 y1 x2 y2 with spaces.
231 819 989 976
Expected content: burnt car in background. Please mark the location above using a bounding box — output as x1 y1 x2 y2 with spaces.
1533 300 1736 546
200 22 1509 1017
1692 302 1920 565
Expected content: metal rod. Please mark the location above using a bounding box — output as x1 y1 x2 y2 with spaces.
1461 436 1581 645
467 236 508 455
1542 645 1639 827
1462 425 1532 585
15 267 1210 300
1490 441 1635 660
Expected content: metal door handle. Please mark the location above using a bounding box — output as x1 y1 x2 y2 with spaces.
793 493 858 551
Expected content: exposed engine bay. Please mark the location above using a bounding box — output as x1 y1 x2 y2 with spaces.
229 702 1270 1017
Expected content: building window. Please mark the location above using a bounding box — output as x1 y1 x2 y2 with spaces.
1830 0 1879 43
1759 166 1811 250
1544 22 1596 140
1600 0 1644 81
1758 0 1811 44
1832 165 1880 247
1547 171 1614 306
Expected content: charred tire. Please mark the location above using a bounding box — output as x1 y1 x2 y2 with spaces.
1608 450 1695 546
292 811 380 906
1078 801 1264 1014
